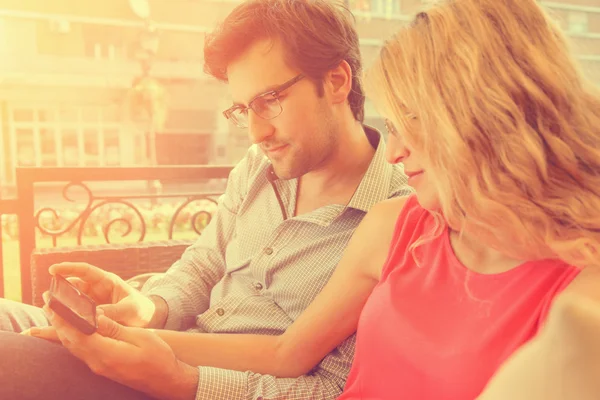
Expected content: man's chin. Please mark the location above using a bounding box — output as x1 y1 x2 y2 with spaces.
271 163 301 181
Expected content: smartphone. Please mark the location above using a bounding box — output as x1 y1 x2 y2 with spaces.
48 274 98 335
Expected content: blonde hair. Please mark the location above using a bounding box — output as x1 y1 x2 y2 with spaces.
366 0 600 268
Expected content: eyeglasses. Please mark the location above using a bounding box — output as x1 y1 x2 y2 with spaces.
384 114 417 137
384 119 399 137
223 74 305 129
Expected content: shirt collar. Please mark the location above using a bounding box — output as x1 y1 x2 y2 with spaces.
263 125 397 225
345 125 395 212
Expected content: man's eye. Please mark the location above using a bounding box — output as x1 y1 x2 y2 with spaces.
261 94 279 105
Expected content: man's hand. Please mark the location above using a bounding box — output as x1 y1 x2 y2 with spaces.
48 262 160 328
39 303 199 400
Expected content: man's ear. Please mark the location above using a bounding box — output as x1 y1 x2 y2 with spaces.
324 60 353 105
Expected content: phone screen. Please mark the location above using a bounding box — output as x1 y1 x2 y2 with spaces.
52 275 96 326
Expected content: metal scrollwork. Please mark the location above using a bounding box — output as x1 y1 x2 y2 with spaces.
168 196 218 239
35 181 219 246
35 181 146 245
78 199 146 244
34 181 94 246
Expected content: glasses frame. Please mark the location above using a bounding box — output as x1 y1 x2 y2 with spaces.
222 74 305 128
384 113 417 137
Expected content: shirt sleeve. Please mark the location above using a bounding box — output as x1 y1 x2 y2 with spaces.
142 151 254 331
194 335 356 400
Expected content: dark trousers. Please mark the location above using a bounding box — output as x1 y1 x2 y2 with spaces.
0 299 152 400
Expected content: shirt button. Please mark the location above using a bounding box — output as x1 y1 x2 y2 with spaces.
254 282 263 290
216 308 225 316
264 247 273 255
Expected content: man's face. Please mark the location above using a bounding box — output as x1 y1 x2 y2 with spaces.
227 38 339 179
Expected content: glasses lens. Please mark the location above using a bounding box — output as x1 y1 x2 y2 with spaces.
384 119 397 136
229 108 249 128
252 95 282 120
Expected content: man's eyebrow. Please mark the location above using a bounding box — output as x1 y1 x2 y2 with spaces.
232 82 281 107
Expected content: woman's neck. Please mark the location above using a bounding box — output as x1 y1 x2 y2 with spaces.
448 229 524 274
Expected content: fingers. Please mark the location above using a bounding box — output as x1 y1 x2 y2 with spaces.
97 303 127 324
96 315 129 341
42 293 86 345
49 262 105 284
66 277 92 294
42 302 138 381
48 263 116 302
42 304 75 345
22 326 61 342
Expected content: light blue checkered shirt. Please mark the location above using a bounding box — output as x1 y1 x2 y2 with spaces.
144 127 412 400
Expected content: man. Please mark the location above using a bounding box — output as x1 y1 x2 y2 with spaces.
0 1 410 399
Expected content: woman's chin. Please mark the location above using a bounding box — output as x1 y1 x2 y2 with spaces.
414 191 440 211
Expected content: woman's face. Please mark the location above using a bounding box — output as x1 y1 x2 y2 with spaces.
384 116 440 211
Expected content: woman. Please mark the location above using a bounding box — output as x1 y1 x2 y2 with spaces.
34 0 600 398
332 0 600 397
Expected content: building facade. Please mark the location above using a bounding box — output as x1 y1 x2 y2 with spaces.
0 0 598 189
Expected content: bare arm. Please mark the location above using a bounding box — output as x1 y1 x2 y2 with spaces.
154 197 407 378
478 266 600 400
147 295 169 329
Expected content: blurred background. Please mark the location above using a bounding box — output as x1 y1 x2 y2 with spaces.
0 0 598 303
0 0 598 193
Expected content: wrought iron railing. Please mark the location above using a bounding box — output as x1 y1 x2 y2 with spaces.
0 166 233 304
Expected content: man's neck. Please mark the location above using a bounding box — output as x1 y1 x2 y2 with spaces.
295 121 376 215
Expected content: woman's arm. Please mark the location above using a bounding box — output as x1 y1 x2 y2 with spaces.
478 266 600 400
154 197 407 378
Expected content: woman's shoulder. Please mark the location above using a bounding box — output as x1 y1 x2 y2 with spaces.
367 194 429 234
367 194 422 221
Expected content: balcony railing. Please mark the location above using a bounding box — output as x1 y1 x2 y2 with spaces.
0 165 233 304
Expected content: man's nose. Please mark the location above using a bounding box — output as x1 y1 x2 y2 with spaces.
247 111 275 144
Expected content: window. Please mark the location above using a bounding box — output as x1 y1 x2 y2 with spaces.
568 12 588 34
62 129 79 166
134 134 147 165
83 129 100 166
104 129 121 166
40 128 58 166
13 109 34 122
15 128 35 166
38 109 55 123
82 24 125 60
6 104 124 181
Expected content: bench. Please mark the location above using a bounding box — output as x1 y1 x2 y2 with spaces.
29 240 194 307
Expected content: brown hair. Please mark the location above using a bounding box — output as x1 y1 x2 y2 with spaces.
204 0 365 122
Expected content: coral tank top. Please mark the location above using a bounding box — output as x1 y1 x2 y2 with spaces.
339 196 580 400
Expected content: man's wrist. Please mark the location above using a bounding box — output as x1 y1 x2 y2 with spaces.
147 295 169 329
168 361 199 400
